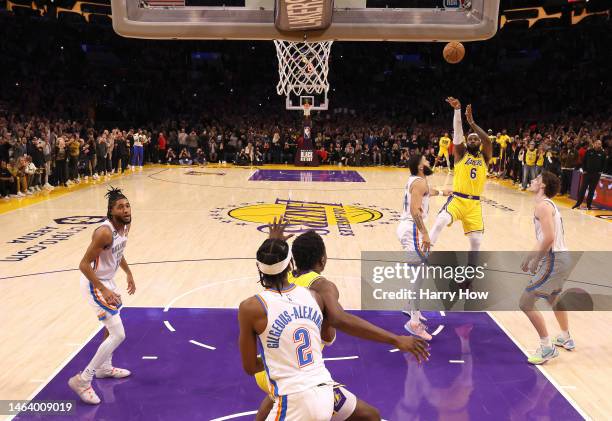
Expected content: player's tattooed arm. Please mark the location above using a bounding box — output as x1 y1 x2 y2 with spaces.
238 297 266 375
465 104 493 162
79 226 121 305
410 180 431 252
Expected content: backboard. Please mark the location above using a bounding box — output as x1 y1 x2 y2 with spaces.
111 0 501 42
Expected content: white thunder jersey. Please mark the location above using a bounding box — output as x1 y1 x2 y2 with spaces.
92 219 129 280
256 284 332 397
534 199 568 252
400 176 430 222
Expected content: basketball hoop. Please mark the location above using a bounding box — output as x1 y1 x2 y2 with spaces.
274 40 333 98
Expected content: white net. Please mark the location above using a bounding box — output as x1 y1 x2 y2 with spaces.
274 40 333 97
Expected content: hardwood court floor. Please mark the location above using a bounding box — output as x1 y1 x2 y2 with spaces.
0 164 610 420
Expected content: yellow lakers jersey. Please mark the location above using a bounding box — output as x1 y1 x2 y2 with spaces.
453 152 487 197
536 152 544 166
439 137 451 150
288 270 322 288
525 149 537 166
498 135 510 149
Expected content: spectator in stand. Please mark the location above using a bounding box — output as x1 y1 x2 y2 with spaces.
535 145 545 176
132 129 144 169
208 138 218 163
236 148 249 166
31 139 46 188
544 149 561 177
316 145 328 164
55 137 68 187
179 147 193 165
573 139 608 210
195 148 207 165
560 141 579 195
117 134 130 173
166 147 177 164
86 135 97 180
158 132 167 164
521 141 538 190
96 136 107 177
0 160 16 199
67 136 80 183
372 144 381 166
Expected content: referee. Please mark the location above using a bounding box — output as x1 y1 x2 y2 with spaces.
573 139 607 210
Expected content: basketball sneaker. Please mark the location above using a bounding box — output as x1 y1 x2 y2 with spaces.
553 334 576 351
68 373 101 405
404 320 432 341
95 367 131 379
401 310 428 322
527 345 559 365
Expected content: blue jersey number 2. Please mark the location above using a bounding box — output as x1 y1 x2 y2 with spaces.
293 328 314 368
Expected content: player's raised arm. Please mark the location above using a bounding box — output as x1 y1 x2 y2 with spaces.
311 278 430 363
465 104 492 162
446 97 466 162
79 227 121 306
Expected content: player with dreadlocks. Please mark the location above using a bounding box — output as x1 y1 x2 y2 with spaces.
253 218 430 421
239 237 336 420
68 187 136 405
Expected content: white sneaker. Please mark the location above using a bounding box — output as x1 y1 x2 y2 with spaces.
66 180 73 186
404 320 433 341
17 191 25 197
95 367 131 379
25 190 32 196
44 183 53 189
68 374 101 405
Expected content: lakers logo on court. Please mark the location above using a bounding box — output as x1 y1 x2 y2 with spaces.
210 199 399 236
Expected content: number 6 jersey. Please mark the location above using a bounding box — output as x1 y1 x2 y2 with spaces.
255 284 332 397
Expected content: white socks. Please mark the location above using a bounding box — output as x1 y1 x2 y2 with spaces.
81 315 126 382
540 336 552 348
467 231 483 252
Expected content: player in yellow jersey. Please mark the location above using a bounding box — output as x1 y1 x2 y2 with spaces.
429 97 492 259
254 218 429 421
433 132 452 173
521 141 538 190
497 130 511 174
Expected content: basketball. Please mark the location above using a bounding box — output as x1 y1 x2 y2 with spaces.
443 41 465 64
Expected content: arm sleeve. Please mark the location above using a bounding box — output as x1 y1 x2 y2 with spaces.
453 109 464 145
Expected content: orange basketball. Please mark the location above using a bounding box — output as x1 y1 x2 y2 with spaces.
443 42 465 64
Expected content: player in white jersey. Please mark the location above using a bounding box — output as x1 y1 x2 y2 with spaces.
521 171 575 365
397 154 450 340
68 187 136 404
239 238 335 421
254 221 430 421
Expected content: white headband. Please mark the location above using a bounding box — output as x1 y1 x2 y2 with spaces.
257 250 292 275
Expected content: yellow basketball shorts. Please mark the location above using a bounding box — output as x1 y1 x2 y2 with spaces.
438 148 449 159
441 196 484 234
